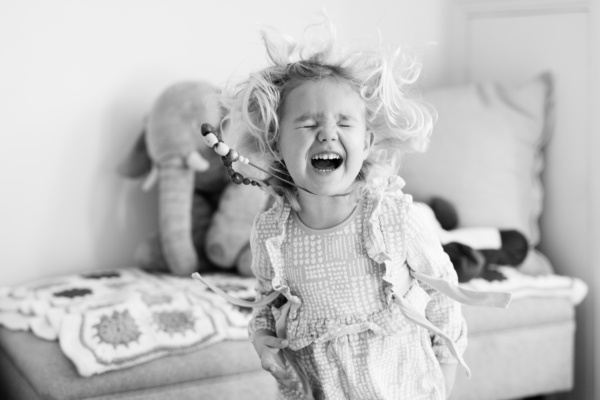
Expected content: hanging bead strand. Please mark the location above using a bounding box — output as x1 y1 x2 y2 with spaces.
200 123 264 187
199 123 319 194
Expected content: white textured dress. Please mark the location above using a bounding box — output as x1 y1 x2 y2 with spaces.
245 177 509 400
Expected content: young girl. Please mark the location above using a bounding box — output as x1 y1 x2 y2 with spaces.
194 20 510 400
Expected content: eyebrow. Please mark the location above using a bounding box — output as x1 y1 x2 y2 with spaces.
293 113 320 123
292 113 356 123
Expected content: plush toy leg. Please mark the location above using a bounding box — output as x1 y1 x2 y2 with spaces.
134 233 170 272
205 184 269 270
480 229 529 266
191 192 219 270
446 230 529 283
443 242 485 283
235 244 254 277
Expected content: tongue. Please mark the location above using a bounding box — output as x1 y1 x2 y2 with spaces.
312 159 337 170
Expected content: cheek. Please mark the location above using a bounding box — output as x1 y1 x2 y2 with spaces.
278 137 295 159
279 143 305 173
280 133 308 158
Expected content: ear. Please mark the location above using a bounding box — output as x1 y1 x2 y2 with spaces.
118 129 153 178
363 130 375 160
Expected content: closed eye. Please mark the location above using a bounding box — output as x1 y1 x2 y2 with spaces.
338 116 355 128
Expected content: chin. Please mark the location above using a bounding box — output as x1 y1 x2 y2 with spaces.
313 182 356 198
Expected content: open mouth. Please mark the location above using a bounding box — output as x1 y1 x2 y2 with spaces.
311 153 343 172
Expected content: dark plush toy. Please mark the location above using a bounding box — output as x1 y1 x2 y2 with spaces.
428 197 529 283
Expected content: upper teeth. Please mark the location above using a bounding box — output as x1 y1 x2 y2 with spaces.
312 153 341 160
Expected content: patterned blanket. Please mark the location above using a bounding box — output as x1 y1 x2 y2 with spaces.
0 266 586 377
0 269 255 376
462 266 587 304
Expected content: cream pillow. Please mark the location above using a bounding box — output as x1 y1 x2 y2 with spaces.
401 73 554 245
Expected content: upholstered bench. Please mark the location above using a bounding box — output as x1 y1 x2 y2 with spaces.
451 297 574 400
0 295 574 400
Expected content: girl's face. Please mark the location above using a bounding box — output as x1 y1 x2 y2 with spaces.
277 78 373 197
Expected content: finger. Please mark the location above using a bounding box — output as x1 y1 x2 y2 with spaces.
262 360 300 391
261 349 288 371
262 359 289 375
278 377 301 391
270 367 295 383
263 358 290 376
263 336 289 349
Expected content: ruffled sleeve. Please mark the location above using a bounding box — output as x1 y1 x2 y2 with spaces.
405 202 468 364
247 212 277 342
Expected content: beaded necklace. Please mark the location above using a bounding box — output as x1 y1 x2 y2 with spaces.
200 123 315 194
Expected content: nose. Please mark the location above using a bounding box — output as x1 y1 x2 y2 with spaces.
317 124 338 142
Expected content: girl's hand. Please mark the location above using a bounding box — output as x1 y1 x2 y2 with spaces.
252 329 299 390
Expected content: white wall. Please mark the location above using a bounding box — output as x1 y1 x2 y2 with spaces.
444 1 598 399
589 2 600 400
2 0 598 398
0 0 448 286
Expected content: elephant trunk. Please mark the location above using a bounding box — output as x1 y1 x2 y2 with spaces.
158 162 198 276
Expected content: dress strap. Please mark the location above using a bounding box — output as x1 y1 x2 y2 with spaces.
410 270 512 308
193 273 314 399
191 273 280 308
275 301 315 400
394 295 472 378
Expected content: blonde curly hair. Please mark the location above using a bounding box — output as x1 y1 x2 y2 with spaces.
220 18 436 210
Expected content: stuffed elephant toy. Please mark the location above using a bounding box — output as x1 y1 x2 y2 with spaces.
119 81 229 276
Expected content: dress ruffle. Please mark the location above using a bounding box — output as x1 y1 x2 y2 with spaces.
280 279 432 351
264 176 429 352
258 175 508 366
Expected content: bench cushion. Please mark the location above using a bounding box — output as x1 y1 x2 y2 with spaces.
0 296 574 400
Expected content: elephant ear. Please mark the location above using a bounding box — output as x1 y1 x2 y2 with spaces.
118 129 153 179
